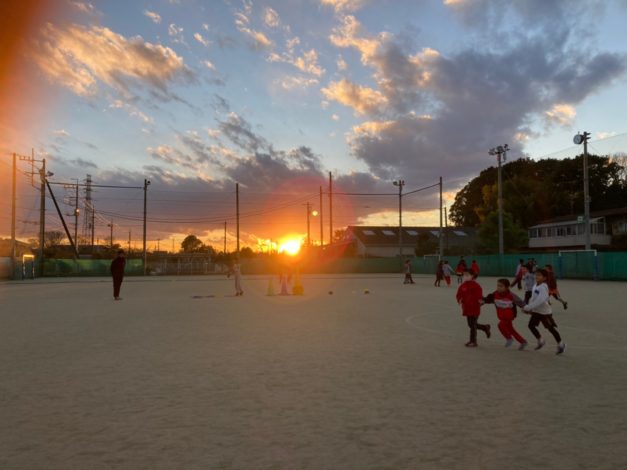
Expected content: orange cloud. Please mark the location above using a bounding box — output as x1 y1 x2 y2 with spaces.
321 79 388 115
31 23 192 99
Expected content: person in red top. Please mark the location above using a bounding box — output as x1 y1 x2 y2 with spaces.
545 264 568 310
470 260 480 276
482 278 528 350
456 269 491 347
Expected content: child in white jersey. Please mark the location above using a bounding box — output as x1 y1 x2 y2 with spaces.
523 268 566 355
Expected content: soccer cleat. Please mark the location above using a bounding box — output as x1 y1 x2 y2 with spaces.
505 339 514 348
518 342 528 351
564 301 568 310
534 339 546 350
465 341 478 347
556 343 566 355
485 325 491 339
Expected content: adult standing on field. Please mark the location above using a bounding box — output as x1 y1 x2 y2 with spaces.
110 249 126 300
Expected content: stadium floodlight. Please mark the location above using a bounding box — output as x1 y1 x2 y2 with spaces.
573 131 591 250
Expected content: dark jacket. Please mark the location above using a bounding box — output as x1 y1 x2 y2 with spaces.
111 257 126 278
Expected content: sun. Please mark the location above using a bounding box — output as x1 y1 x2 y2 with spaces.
278 239 302 256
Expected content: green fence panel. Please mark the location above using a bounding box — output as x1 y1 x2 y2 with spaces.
43 259 144 277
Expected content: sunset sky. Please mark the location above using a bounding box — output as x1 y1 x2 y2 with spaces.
2 0 627 251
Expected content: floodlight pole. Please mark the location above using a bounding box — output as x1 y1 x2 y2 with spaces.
236 182 240 257
328 172 333 245
38 158 46 277
319 185 324 247
574 132 592 250
439 176 443 259
393 179 405 260
11 153 16 278
489 145 508 255
74 181 80 255
143 179 150 275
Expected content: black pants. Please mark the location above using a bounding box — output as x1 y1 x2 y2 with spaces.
467 316 488 343
524 291 532 304
113 276 124 298
404 274 414 284
528 313 561 343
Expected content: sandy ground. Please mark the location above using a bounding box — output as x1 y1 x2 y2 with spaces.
1 274 627 470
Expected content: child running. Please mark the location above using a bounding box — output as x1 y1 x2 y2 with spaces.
545 264 568 310
434 260 444 287
455 256 467 284
523 268 566 355
228 262 244 296
456 269 491 347
482 279 527 350
403 259 416 284
443 260 455 287
522 265 535 304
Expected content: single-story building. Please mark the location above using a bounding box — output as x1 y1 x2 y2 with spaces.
528 206 627 249
345 226 478 258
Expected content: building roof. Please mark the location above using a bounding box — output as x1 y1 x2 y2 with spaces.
529 207 627 228
347 226 476 246
529 206 627 228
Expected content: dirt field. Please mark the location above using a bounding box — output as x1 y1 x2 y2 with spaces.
1 274 626 469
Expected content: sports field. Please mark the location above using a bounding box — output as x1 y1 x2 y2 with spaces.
1 274 626 469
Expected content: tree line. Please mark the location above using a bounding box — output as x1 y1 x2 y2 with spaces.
449 154 627 252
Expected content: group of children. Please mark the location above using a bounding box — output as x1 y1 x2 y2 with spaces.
456 262 567 355
433 256 480 287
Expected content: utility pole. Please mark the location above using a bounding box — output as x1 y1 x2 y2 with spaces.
143 179 150 275
439 176 444 259
444 206 449 252
108 220 114 248
319 185 324 247
74 181 80 255
236 183 240 256
306 202 312 247
393 179 405 260
574 132 592 250
91 204 95 253
38 158 46 277
11 153 17 277
328 172 333 244
224 221 227 254
489 145 508 255
128 230 131 253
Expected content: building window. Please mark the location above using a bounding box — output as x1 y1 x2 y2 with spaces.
363 230 376 236
430 230 440 237
382 230 395 236
405 230 418 236
453 230 467 237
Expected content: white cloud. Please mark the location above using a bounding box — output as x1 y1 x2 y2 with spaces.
143 10 161 24
596 131 618 140
336 55 348 71
168 23 186 44
234 4 273 49
331 114 340 121
203 60 216 71
70 1 95 14
320 0 369 13
264 7 280 28
278 75 319 91
194 32 210 47
544 103 576 127
52 129 71 138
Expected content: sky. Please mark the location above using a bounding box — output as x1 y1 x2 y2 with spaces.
1 0 627 251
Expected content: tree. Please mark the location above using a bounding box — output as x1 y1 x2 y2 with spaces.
44 231 65 249
239 247 255 258
181 235 203 253
450 154 627 229
477 212 528 254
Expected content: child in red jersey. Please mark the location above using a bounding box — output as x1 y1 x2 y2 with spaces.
482 278 528 350
456 269 491 347
545 264 568 310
